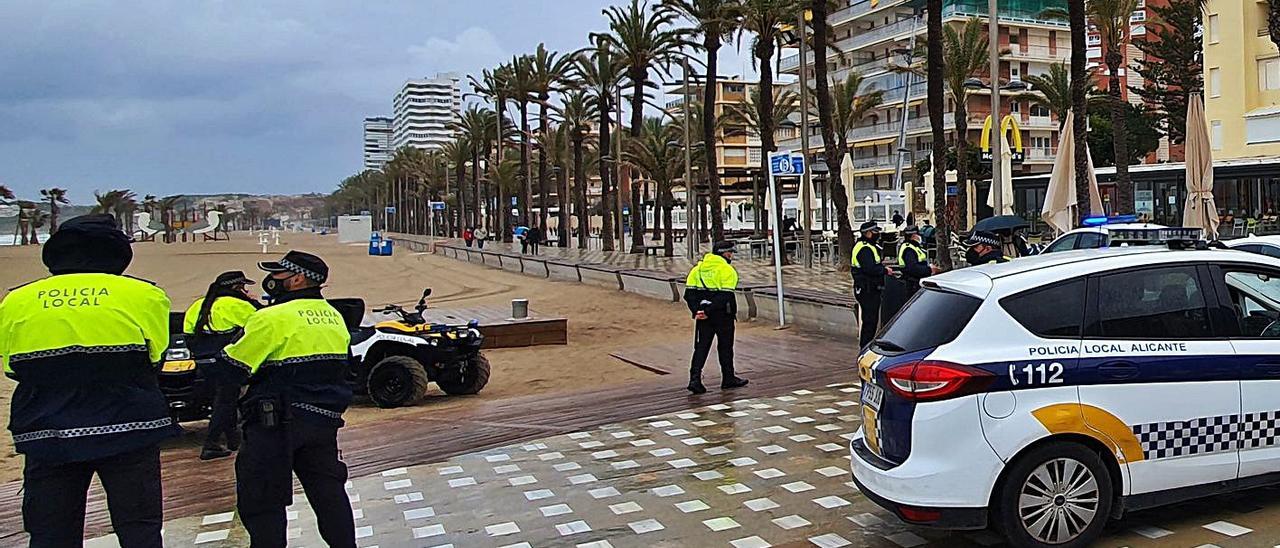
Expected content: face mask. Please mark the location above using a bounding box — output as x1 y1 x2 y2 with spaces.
262 274 285 297
965 247 980 265
868 233 881 243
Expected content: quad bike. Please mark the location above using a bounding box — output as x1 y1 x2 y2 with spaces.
157 312 216 422
344 289 491 408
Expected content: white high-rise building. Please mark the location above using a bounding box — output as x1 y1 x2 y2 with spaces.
392 72 462 152
363 116 393 170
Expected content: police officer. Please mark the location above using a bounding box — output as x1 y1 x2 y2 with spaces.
183 270 260 460
0 214 176 548
965 230 1011 266
221 251 355 548
852 221 895 348
684 240 749 395
896 226 939 298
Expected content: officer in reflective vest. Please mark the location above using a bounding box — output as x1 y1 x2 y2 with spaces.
896 225 939 297
183 270 260 461
852 221 895 348
965 230 1012 266
0 214 177 548
683 240 749 394
221 251 355 548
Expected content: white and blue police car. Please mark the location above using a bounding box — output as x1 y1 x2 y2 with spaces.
851 228 1280 547
1039 215 1166 254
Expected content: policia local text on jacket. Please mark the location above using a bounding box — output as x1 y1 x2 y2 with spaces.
221 251 355 548
852 222 892 349
0 214 177 548
683 242 748 394
184 270 260 460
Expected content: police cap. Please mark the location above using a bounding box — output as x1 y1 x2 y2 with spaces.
215 270 255 287
712 240 736 254
859 221 881 233
42 214 133 275
901 225 920 236
965 230 1001 247
259 250 329 283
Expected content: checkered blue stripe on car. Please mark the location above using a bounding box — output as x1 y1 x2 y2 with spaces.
1130 413 1280 460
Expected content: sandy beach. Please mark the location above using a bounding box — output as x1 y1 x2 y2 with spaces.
0 231 762 484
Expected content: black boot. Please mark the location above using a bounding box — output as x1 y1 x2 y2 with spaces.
200 446 233 461
721 377 749 389
226 430 242 452
687 380 707 394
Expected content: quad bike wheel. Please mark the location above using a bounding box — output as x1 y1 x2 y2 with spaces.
437 355 491 395
367 355 430 408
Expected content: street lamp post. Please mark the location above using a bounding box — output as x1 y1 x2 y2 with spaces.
682 56 698 259
892 16 919 193
812 160 830 234
797 10 814 268
988 0 1003 213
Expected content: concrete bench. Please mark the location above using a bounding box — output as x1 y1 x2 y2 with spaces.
752 287 855 336
619 269 682 301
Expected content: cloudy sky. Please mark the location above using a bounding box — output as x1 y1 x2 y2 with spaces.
1 1 758 204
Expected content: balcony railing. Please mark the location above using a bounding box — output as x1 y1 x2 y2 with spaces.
853 157 898 170
1006 45 1066 61
831 0 910 27
1024 146 1057 161
834 17 916 53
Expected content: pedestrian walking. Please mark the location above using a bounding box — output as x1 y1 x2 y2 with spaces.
222 251 355 548
527 224 542 255
0 214 178 548
891 210 905 229
852 221 895 348
965 230 1011 266
473 226 488 249
183 270 261 460
463 226 474 248
683 240 749 394
515 224 529 253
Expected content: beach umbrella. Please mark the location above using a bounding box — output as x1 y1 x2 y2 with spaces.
1183 94 1219 239
1041 110 1104 235
987 132 1016 215
840 155 856 230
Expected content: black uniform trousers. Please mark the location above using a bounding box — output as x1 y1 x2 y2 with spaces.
856 285 882 349
23 444 163 548
690 314 735 383
236 419 355 548
206 381 241 450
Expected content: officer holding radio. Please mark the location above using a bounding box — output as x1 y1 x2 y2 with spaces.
221 251 355 548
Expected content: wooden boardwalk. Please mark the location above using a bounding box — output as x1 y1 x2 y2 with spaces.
0 331 854 543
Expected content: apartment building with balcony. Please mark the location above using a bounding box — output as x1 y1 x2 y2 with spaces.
1203 0 1280 161
1084 0 1176 162
362 116 393 170
778 0 1069 210
665 77 763 187
392 72 462 152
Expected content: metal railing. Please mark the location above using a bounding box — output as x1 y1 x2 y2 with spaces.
833 17 916 53
853 157 898 170
831 0 910 26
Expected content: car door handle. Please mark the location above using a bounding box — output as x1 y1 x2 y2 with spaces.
1098 361 1140 380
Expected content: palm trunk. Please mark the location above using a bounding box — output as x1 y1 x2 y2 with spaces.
928 0 951 269
662 182 674 257
599 95 616 252
704 35 724 242
629 76 646 253
538 94 551 230
756 39 776 239
557 158 569 247
1070 0 1090 225
953 101 969 231
574 136 589 249
811 0 853 268
1108 54 1132 214
472 149 482 229
519 101 532 227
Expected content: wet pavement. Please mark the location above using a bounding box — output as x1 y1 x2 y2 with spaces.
89 382 1280 547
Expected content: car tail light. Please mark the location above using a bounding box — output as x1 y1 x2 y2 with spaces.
884 361 994 402
898 505 941 523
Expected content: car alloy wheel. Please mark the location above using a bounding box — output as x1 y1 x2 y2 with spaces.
1017 457 1100 544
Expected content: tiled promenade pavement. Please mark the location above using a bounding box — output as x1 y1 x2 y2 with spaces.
93 383 1280 547
447 240 855 296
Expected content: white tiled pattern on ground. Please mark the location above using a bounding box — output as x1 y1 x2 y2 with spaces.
101 383 1280 547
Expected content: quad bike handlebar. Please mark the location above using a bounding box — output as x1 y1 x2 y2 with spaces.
375 288 433 326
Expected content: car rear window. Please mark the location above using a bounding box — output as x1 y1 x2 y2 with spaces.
875 288 982 354
1000 279 1085 338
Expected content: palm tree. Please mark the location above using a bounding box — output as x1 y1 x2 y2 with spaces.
454 106 497 230
809 0 860 266
628 117 683 256
939 18 989 232
601 0 685 252
158 195 182 243
1088 0 1142 214
829 71 887 180
508 54 538 227
1069 0 1090 225
664 0 740 241
470 63 515 234
574 39 627 252
39 188 69 234
726 86 799 235
740 0 803 236
558 89 600 249
927 0 950 269
441 139 471 235
529 44 574 232
1019 62 1103 130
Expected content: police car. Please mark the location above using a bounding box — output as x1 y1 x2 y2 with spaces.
1039 215 1166 254
1225 234 1280 258
851 227 1280 547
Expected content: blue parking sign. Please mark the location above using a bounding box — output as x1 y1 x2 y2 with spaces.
769 152 805 177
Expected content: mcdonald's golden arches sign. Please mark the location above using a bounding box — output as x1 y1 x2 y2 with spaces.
980 114 1024 163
